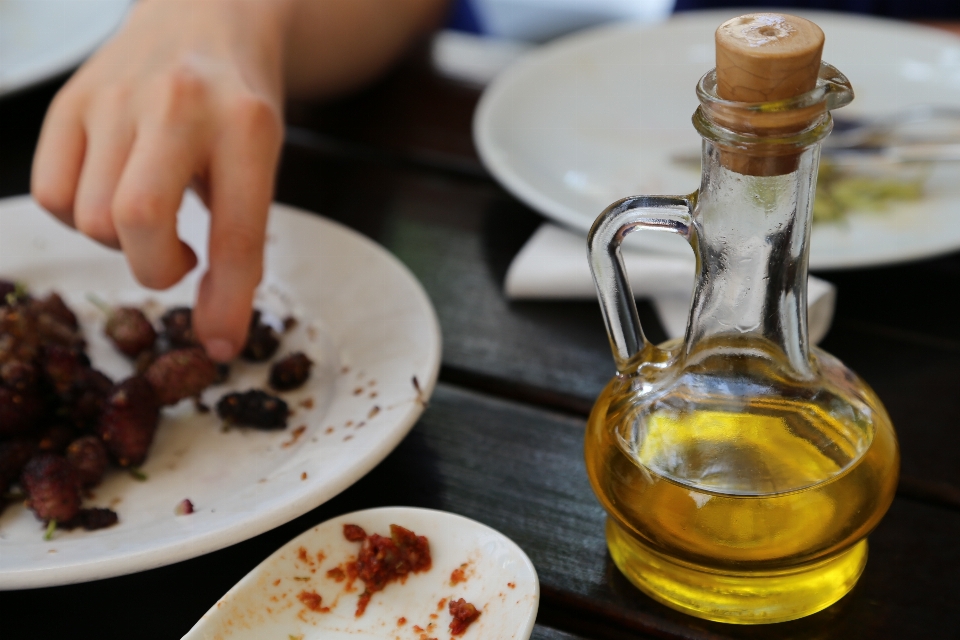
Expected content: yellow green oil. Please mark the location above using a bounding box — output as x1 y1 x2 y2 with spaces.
585 352 899 624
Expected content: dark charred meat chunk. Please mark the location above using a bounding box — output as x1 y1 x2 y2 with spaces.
159 306 197 349
145 347 218 406
241 310 280 362
0 385 45 437
29 293 78 330
64 367 113 430
269 352 313 391
21 454 82 523
216 390 288 429
38 424 77 454
78 507 118 530
0 439 37 495
0 358 38 390
105 307 156 357
98 376 160 467
42 344 87 397
66 436 109 487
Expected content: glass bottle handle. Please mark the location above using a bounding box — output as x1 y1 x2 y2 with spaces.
587 194 697 374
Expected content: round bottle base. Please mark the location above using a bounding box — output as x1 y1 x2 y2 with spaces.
606 518 867 624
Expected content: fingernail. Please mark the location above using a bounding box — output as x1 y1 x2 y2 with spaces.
205 338 235 363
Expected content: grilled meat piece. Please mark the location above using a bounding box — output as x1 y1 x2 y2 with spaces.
269 352 314 391
98 376 160 467
21 454 82 523
159 307 197 349
105 307 156 358
144 347 218 406
241 310 280 362
216 390 289 429
66 436 109 487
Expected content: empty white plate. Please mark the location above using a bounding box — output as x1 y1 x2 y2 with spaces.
184 507 540 640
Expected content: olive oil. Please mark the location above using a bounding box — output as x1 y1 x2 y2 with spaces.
585 357 899 623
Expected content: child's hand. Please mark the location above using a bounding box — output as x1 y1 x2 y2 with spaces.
31 0 290 361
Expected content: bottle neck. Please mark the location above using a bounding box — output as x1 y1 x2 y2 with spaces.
684 141 820 378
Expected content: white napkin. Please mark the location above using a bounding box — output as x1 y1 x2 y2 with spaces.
505 223 837 344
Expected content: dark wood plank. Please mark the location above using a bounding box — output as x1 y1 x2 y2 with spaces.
532 627 600 640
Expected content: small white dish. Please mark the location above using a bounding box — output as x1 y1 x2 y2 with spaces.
0 195 441 588
475 10 960 269
0 0 130 96
183 507 540 640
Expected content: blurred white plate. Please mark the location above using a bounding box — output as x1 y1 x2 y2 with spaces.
0 194 441 589
0 0 130 96
184 507 540 640
475 10 960 269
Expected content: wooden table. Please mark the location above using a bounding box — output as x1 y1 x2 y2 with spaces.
3 25 960 639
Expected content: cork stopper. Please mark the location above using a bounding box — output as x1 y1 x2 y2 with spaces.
713 14 825 175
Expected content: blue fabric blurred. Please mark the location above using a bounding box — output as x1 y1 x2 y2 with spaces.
447 0 484 33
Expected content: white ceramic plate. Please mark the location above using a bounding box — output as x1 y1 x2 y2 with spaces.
0 195 441 589
0 0 130 96
184 507 540 640
475 10 960 269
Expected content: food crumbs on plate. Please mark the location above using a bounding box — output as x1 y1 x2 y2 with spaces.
301 472 308 480
174 498 194 515
339 522 432 617
340 365 350 374
345 420 353 427
298 547 311 564
368 405 380 419
325 426 334 434
448 598 481 635
508 582 516 589
289 634 304 640
282 425 307 448
429 613 438 620
397 617 407 626
273 579 281 586
283 316 299 332
369 391 378 399
353 387 364 395
299 397 314 409
317 551 326 563
297 590 330 613
293 576 310 581
450 562 469 585
437 597 447 611
327 566 346 581
343 435 353 442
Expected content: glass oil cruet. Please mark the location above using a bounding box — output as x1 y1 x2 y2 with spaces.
584 14 899 624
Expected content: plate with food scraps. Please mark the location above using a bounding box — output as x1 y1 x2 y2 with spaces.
183 507 540 640
0 193 441 589
0 0 131 97
474 10 960 269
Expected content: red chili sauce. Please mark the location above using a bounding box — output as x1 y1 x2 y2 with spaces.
448 598 481 635
339 523 432 616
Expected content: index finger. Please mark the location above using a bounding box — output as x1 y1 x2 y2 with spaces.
192 95 283 362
